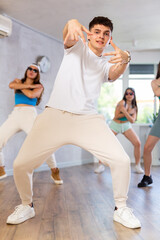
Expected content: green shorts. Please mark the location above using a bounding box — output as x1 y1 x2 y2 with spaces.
110 120 132 134
149 110 160 138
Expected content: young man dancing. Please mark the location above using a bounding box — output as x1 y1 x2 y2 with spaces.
7 17 141 229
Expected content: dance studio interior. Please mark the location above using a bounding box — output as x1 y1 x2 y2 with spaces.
0 0 160 239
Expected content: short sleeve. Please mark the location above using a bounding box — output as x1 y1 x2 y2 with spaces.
103 62 113 82
64 38 83 55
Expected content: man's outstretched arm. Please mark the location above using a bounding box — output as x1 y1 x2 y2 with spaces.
104 40 131 81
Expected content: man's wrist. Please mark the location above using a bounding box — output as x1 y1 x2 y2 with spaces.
123 50 131 64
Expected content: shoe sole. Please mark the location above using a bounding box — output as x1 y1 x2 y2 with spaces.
135 171 144 174
51 176 63 185
94 168 105 174
7 211 35 225
113 215 141 229
0 174 7 180
94 170 105 174
138 182 153 188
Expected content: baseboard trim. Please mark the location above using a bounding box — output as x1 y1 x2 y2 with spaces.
5 158 95 176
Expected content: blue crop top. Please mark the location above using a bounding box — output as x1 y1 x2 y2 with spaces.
15 93 37 106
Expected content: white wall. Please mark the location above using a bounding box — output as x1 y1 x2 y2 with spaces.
131 50 160 64
0 18 93 176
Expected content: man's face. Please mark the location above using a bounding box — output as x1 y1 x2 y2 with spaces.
88 24 111 54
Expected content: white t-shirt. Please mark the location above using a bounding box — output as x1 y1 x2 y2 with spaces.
47 38 112 114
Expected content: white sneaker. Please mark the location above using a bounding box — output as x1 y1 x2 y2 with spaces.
7 204 35 224
94 164 105 174
135 164 144 174
113 207 141 229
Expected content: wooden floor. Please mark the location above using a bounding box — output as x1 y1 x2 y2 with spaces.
0 163 160 240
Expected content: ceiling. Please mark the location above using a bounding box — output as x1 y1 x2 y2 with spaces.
0 0 160 52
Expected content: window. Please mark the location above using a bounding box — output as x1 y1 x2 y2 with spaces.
98 64 157 124
98 79 122 122
130 64 154 75
129 79 154 123
129 64 155 123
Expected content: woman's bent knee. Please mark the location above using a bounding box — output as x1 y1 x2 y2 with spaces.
134 140 141 148
144 144 152 154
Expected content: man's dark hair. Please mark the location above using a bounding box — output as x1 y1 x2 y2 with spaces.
89 16 113 32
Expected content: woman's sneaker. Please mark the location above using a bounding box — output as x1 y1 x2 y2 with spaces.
135 164 144 174
0 166 7 180
137 175 153 187
94 164 105 174
7 204 35 224
113 207 141 229
51 168 63 184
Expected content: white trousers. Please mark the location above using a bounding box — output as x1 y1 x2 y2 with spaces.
0 107 56 168
14 107 131 208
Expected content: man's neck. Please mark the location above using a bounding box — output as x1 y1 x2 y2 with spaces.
88 43 103 57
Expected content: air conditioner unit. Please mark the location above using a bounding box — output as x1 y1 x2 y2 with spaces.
0 15 12 38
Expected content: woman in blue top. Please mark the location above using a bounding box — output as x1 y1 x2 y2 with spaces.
95 87 144 174
0 64 63 184
138 62 160 187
